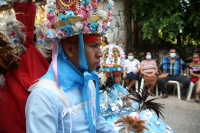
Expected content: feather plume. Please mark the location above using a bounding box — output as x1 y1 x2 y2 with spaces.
34 24 52 62
115 116 148 133
0 32 19 75
1 13 27 56
98 72 107 87
129 89 165 119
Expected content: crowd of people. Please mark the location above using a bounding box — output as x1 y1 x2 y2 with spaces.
100 39 200 103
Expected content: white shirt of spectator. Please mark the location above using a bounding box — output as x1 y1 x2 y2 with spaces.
124 59 140 73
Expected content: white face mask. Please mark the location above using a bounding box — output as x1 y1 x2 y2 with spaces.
170 53 176 58
128 55 134 60
146 55 151 60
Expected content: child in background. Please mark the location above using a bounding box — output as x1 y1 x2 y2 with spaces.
101 36 108 48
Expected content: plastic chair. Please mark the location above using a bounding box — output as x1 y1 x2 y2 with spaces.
122 79 139 92
140 78 160 96
155 80 181 99
186 82 195 100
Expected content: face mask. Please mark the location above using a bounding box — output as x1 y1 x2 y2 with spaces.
146 55 151 60
170 53 176 58
128 56 134 60
193 59 199 63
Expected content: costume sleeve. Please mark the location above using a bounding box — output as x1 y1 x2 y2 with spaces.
25 88 59 133
95 113 118 133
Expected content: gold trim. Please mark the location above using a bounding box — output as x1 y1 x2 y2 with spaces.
59 0 77 7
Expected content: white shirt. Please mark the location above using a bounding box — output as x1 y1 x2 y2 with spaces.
124 59 140 73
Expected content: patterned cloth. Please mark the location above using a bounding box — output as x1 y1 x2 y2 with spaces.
158 56 186 76
139 110 175 133
188 61 200 74
188 61 200 83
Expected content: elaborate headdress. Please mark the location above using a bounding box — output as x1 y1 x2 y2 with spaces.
45 0 114 38
100 44 125 77
44 0 115 85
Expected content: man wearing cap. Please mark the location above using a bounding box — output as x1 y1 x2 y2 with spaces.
25 0 117 133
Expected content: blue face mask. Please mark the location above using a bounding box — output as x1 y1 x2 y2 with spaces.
146 55 151 60
170 53 176 58
128 55 134 60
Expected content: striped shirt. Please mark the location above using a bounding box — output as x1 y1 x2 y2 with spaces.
158 57 186 76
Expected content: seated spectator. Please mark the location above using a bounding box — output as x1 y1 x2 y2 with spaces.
140 52 158 96
188 53 200 103
157 48 190 100
123 51 140 91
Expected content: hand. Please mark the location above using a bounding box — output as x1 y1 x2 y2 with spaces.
182 73 187 76
133 71 138 74
123 74 127 79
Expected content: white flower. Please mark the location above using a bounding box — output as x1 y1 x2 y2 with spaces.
97 27 103 34
72 25 79 34
97 20 103 26
75 21 83 30
97 10 107 19
47 0 55 4
109 0 114 6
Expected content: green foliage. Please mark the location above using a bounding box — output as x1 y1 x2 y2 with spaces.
131 0 200 45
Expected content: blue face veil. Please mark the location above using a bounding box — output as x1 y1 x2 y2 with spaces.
43 32 100 133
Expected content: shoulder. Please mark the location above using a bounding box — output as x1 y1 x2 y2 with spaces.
176 57 184 63
27 88 61 107
135 59 140 63
163 56 169 61
151 60 156 63
125 59 129 62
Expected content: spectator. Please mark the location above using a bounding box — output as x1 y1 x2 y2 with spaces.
140 52 158 96
101 36 108 48
157 48 190 100
123 51 140 91
188 53 200 103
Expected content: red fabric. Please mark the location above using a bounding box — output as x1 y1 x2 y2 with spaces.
64 34 101 44
0 2 49 133
190 77 199 83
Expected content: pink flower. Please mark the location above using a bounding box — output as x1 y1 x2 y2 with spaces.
86 4 92 11
109 11 113 16
108 16 113 22
45 22 52 28
82 20 88 26
57 30 67 37
46 12 55 20
83 27 90 33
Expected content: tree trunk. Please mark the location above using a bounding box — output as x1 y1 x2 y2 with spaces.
124 0 133 54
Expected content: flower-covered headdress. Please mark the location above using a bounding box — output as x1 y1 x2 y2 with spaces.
45 0 114 38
